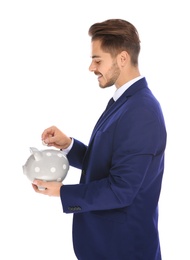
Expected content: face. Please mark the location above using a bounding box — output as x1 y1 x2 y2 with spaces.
89 40 121 88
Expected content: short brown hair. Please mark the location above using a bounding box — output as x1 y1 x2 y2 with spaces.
88 19 141 66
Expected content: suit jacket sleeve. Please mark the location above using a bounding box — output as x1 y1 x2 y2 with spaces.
60 94 166 214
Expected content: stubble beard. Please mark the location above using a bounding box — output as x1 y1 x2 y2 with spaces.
99 61 120 89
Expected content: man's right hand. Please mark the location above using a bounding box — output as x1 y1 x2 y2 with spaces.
41 125 72 150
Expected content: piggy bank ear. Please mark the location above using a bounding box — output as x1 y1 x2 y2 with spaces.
29 147 42 161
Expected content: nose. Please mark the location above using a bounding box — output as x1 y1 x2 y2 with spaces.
89 62 96 72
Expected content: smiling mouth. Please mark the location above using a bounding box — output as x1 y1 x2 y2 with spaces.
96 74 102 80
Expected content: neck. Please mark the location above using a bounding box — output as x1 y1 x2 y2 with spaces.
115 66 141 89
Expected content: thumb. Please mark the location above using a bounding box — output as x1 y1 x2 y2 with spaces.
33 179 47 190
42 136 56 146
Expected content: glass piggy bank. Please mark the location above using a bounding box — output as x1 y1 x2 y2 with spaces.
23 147 69 189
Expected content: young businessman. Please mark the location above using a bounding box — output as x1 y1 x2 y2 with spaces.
33 19 167 260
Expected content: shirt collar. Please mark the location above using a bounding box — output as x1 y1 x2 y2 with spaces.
113 76 144 101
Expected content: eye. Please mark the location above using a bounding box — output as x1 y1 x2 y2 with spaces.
95 60 101 64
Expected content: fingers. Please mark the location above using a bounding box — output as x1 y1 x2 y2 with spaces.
41 126 57 142
32 179 62 197
41 125 71 150
42 135 56 146
41 126 59 146
42 139 48 146
32 180 49 194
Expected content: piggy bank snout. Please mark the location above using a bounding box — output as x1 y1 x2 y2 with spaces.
22 165 27 176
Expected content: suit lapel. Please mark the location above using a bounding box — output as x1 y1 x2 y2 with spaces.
89 77 148 145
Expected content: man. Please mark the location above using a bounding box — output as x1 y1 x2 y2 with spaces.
33 19 167 260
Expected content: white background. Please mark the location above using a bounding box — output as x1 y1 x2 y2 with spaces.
0 1 189 259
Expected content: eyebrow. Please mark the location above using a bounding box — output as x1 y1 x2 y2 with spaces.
91 55 101 59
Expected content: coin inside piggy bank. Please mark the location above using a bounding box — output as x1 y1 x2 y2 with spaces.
23 147 69 190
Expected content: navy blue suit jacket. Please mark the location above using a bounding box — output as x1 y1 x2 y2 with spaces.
61 78 167 260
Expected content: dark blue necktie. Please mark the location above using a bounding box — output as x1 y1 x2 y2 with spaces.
105 97 115 111
90 97 115 141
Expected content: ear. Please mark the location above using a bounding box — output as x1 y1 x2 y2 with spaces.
118 51 130 67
